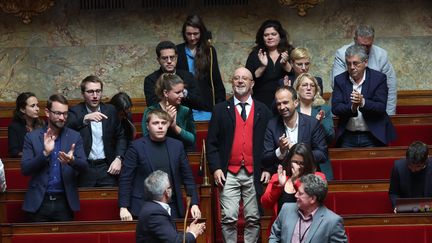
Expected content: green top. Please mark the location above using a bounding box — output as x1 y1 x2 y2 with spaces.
141 103 196 151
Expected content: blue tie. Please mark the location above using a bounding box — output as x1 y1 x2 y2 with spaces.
239 103 247 121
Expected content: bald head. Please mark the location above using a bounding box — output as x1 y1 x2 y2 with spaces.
231 67 254 101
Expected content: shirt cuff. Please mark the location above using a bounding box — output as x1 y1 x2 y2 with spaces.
276 148 286 160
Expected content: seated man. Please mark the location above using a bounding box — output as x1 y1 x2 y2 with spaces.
21 94 87 222
119 109 200 220
269 174 347 243
136 170 206 243
331 45 396 148
389 140 432 211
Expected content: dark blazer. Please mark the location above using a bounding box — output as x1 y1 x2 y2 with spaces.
67 102 127 164
144 68 206 111
118 136 199 217
331 68 396 145
136 201 196 243
8 120 27 157
21 127 88 213
262 113 328 173
269 203 347 243
206 97 273 196
389 158 432 208
176 43 226 110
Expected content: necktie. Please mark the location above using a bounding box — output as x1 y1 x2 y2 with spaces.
239 103 247 121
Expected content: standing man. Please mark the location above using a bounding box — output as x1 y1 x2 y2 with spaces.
206 67 273 243
262 86 329 178
68 75 127 187
144 41 205 111
269 174 347 243
119 109 201 220
332 24 397 115
136 170 205 243
332 45 396 148
21 94 87 222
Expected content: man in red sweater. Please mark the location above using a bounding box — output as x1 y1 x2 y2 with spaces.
206 67 273 243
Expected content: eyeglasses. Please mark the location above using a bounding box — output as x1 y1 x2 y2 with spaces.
49 110 68 117
159 55 177 62
85 89 102 95
233 76 252 82
346 61 364 68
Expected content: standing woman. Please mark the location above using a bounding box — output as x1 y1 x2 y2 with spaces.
141 73 196 151
294 73 334 179
109 92 136 144
8 92 43 157
176 14 226 121
279 47 324 95
246 19 294 109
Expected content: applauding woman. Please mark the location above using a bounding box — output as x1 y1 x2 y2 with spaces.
8 92 43 157
260 143 326 235
176 14 226 121
141 73 196 151
246 19 294 109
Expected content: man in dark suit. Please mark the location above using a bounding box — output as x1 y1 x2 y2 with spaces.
332 44 396 148
262 86 328 174
269 174 347 243
21 94 87 222
144 41 205 111
136 170 205 243
389 141 432 211
206 67 273 243
67 75 127 187
119 109 201 220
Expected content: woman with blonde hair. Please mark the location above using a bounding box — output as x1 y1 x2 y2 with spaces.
293 73 334 179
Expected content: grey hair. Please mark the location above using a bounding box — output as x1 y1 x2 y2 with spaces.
144 170 170 201
354 24 375 39
300 174 328 205
345 45 369 62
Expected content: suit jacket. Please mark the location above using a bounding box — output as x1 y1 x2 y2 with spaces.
389 158 432 208
136 201 196 243
269 203 347 243
332 43 397 115
118 136 198 217
21 127 88 213
262 113 328 173
206 97 272 196
67 102 127 164
297 105 335 145
176 43 226 110
331 68 396 145
144 68 206 111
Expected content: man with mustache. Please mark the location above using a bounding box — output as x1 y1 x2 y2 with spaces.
206 67 272 243
67 75 127 186
21 94 87 221
262 86 328 174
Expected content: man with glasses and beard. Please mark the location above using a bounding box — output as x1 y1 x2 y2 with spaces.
21 94 87 222
144 41 205 111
